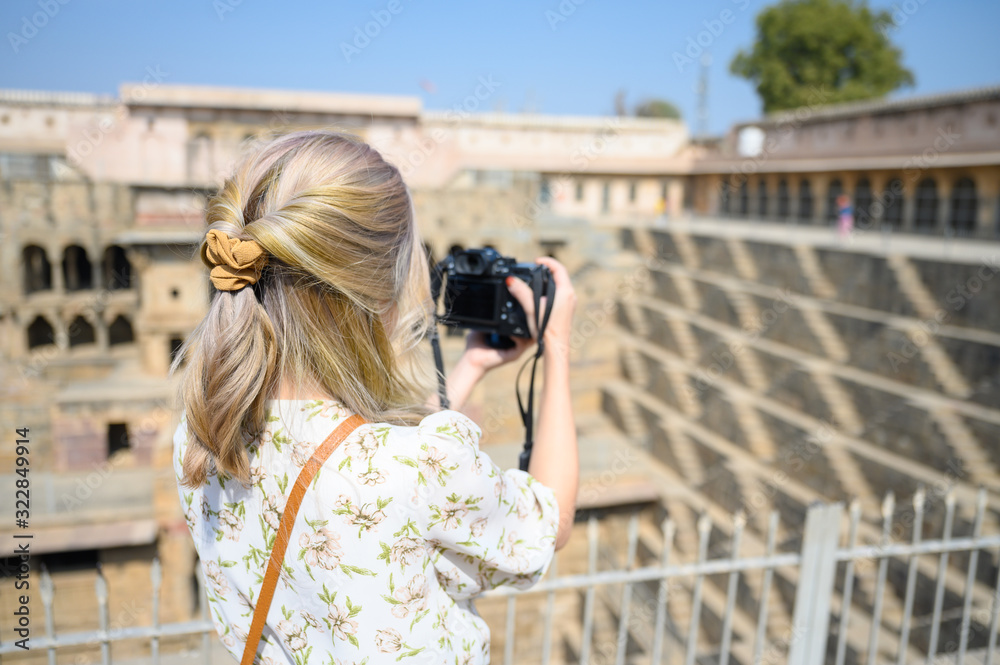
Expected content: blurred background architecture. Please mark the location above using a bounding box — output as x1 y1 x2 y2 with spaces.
1 78 998 663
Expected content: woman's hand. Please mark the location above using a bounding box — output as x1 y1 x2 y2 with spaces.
459 330 535 374
504 257 577 364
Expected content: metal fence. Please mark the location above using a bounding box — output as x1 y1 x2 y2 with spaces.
3 489 998 665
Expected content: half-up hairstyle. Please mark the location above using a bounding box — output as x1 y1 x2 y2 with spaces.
172 130 435 488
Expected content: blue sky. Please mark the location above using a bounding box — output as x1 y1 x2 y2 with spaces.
1 0 998 135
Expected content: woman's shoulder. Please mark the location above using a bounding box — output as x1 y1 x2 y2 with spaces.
371 408 482 451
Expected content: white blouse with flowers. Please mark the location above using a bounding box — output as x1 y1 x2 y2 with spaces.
173 399 560 665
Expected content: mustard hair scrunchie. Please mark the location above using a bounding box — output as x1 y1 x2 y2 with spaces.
201 229 269 291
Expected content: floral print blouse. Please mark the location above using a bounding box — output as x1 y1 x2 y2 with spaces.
173 399 560 664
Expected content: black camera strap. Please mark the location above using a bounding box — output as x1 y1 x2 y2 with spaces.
428 257 556 471
515 275 556 472
429 258 451 410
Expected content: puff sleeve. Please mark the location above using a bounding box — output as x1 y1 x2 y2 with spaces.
405 410 559 599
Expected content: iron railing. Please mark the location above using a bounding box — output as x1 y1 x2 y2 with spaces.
3 490 998 665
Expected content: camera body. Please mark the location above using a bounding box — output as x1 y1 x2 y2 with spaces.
439 248 551 339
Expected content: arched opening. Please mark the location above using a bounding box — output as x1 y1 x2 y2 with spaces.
776 179 790 219
719 181 731 216
949 177 977 236
756 180 768 217
883 178 903 228
914 178 939 233
22 245 52 295
108 315 134 346
797 179 813 222
62 245 93 291
107 422 130 457
854 178 873 228
27 316 55 349
826 179 844 222
737 180 749 217
68 315 96 347
169 336 185 365
103 246 132 290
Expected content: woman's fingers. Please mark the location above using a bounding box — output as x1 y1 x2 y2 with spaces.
505 276 538 339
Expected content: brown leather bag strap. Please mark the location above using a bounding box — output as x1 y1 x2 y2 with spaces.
241 413 366 665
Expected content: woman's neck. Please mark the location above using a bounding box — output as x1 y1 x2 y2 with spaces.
273 377 339 401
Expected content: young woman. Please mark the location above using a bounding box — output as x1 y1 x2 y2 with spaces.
171 129 578 664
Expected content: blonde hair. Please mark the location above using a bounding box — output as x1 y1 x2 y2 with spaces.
172 129 435 488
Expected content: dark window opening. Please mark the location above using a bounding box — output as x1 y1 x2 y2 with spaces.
738 180 749 217
719 181 731 216
776 180 790 219
539 178 551 205
103 246 131 290
797 180 813 222
628 181 637 203
38 549 99 574
171 288 180 299
575 182 584 201
949 177 977 236
854 178 873 228
757 181 768 217
914 178 939 232
883 178 903 227
63 245 93 291
109 315 134 346
601 182 611 213
68 316 96 347
826 179 844 223
27 316 55 349
22 245 52 295
108 423 130 456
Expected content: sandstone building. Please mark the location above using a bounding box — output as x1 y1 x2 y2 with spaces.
1 82 998 663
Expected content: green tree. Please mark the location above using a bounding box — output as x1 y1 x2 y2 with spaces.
730 0 914 113
634 98 682 119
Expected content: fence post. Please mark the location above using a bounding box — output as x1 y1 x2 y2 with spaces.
788 502 844 665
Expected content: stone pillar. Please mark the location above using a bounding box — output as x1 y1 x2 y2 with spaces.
53 313 69 350
938 175 953 236
901 180 916 233
92 243 104 291
975 174 997 239
50 243 65 295
95 315 109 351
866 173 887 234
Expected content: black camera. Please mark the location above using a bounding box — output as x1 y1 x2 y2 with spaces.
438 248 552 340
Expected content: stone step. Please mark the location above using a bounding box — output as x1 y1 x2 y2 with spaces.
672 233 701 270
724 238 759 281
930 408 1000 486
793 244 838 300
799 305 851 363
809 369 864 435
887 254 941 320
